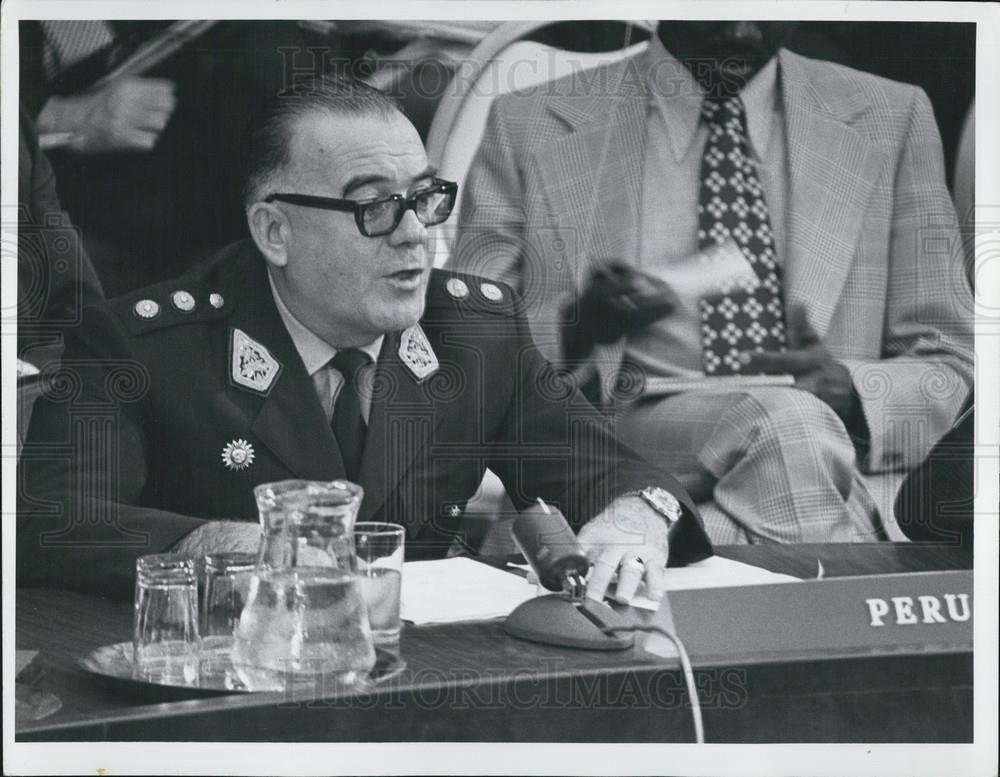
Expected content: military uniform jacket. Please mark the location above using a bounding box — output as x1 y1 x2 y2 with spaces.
19 240 710 594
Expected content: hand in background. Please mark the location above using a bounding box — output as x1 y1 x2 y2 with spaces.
38 77 177 153
741 307 859 425
169 520 338 567
170 520 260 558
561 263 676 361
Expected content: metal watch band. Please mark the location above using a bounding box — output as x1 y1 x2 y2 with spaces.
620 487 682 528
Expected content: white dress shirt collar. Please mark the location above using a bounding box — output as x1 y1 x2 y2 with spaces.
268 271 384 376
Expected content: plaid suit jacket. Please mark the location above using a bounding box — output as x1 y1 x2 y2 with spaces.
454 48 974 474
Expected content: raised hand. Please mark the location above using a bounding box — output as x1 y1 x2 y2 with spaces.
561 263 676 361
40 77 177 153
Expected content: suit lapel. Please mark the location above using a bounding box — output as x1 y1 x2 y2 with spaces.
356 331 444 523
537 71 648 402
249 360 345 481
224 248 344 480
537 88 647 278
779 50 886 338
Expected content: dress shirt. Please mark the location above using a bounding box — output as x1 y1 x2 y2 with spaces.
269 273 383 423
625 35 789 378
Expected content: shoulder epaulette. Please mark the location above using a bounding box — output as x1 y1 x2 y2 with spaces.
112 279 233 336
424 269 517 317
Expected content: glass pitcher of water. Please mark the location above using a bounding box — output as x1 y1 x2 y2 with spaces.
231 479 376 692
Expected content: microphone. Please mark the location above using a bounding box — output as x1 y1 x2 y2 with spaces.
507 501 706 740
510 498 590 595
504 499 635 650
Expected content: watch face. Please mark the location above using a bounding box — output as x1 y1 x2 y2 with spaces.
642 487 681 523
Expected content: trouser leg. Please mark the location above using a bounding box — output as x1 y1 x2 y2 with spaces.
616 388 881 544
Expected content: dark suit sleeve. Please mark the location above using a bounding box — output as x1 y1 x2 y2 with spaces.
486 308 712 566
18 106 105 363
17 304 206 596
893 395 974 549
19 22 50 119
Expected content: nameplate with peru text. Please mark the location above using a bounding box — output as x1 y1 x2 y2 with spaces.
645 570 973 665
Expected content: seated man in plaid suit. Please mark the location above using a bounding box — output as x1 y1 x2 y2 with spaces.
454 21 973 543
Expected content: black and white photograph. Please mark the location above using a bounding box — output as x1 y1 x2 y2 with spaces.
2 1 996 775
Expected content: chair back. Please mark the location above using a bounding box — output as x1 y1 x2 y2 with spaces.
426 21 649 266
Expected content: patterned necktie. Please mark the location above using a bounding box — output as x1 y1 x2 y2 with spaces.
330 349 372 481
697 95 787 375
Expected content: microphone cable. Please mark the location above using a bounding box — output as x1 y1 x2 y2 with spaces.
600 623 704 744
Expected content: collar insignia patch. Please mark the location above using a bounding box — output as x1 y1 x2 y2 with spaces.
231 327 282 395
399 324 439 382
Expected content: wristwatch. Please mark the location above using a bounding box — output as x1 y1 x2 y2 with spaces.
626 486 682 530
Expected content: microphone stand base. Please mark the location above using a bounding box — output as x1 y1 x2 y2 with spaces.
504 594 635 650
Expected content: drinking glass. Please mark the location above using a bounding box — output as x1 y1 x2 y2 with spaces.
201 552 256 655
354 522 405 645
133 554 200 685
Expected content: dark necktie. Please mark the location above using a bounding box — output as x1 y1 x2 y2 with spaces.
697 95 788 375
330 349 372 481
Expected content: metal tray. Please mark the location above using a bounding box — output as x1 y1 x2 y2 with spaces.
79 642 405 700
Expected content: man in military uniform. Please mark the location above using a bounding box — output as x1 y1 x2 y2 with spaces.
19 75 710 599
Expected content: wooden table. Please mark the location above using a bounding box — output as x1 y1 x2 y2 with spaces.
15 543 973 743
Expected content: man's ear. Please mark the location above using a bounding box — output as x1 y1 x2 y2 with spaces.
247 202 290 268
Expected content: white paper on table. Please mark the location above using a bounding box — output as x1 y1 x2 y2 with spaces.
17 358 39 379
400 557 538 624
508 554 800 610
627 555 801 611
401 555 799 625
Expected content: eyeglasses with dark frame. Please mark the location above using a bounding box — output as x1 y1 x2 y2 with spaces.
264 178 459 238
